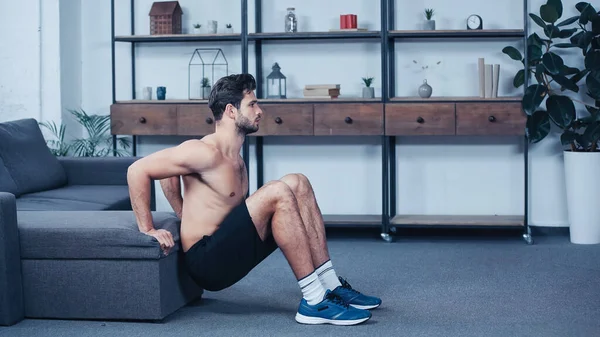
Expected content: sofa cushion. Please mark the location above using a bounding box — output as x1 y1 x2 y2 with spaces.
16 198 111 211
17 211 181 259
0 156 18 196
18 185 132 211
0 119 67 195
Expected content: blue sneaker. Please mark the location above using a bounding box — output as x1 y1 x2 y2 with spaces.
295 290 371 325
332 277 382 310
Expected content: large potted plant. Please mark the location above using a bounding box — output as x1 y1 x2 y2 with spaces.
502 0 600 244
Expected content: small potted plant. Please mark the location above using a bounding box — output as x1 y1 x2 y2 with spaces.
424 8 435 30
225 23 233 34
192 23 201 34
201 77 211 99
362 76 374 98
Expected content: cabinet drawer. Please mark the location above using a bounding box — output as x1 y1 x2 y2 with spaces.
177 104 216 136
254 104 313 136
456 102 525 136
110 104 177 135
314 103 383 136
385 103 455 135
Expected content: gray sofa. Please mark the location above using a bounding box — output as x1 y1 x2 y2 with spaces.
0 118 203 326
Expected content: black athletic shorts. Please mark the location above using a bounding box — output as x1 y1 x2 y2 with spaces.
184 201 278 291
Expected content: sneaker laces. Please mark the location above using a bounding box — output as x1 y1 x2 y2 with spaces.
325 291 349 308
339 276 362 295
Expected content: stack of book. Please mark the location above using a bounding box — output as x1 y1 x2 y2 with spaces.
303 84 340 99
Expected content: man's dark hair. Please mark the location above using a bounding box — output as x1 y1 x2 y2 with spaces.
208 73 257 121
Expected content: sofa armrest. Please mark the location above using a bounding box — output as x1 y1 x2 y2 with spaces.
0 192 24 326
59 156 141 185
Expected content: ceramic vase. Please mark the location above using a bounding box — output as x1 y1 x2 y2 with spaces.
362 87 375 98
207 20 217 34
157 86 166 100
424 20 435 30
418 80 432 98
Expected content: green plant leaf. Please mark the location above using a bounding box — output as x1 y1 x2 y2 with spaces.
541 4 559 23
553 74 580 92
523 84 548 115
528 44 543 61
587 70 600 100
561 65 580 75
553 42 576 48
546 94 576 128
535 63 546 83
530 13 548 28
526 110 551 143
543 24 560 38
585 50 600 70
557 28 578 38
542 52 564 74
513 69 525 88
502 46 523 61
527 33 544 47
582 122 600 149
557 15 580 27
576 2 597 25
586 105 600 116
570 68 590 84
561 130 579 146
548 0 564 18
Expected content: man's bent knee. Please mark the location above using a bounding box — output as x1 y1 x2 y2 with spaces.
279 173 310 195
261 180 295 204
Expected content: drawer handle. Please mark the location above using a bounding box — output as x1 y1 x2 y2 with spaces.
417 117 424 124
488 115 496 122
275 117 282 124
205 117 213 124
344 116 353 124
139 117 146 124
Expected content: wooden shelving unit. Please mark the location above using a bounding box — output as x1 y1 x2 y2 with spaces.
109 0 532 244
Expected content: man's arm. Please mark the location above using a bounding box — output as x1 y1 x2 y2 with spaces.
127 140 219 233
160 176 183 219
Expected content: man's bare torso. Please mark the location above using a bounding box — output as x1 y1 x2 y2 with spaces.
178 135 248 252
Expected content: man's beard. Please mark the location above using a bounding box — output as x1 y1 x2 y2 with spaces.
235 114 259 135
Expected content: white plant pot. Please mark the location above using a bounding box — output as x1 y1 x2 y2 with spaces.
192 28 202 34
424 20 435 30
564 150 600 244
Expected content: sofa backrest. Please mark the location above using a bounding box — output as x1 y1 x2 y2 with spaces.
0 118 67 196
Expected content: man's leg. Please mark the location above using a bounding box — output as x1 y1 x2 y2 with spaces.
278 173 341 289
246 180 371 325
279 173 382 310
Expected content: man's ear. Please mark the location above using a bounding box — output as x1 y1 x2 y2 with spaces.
224 103 236 119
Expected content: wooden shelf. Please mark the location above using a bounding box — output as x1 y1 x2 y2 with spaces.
389 29 525 39
114 34 241 43
248 31 380 41
390 215 524 227
390 96 522 102
115 98 382 104
323 214 382 227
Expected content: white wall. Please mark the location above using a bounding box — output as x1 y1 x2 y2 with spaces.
59 0 83 138
5 0 584 227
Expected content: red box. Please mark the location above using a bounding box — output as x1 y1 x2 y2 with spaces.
340 14 347 29
350 15 357 28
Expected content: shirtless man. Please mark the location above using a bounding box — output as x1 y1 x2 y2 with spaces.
126 73 381 326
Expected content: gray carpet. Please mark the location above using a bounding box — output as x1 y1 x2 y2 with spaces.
1 229 599 337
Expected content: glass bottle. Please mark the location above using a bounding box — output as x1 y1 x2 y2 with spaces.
285 7 297 33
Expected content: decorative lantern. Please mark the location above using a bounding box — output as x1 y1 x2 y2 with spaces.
266 62 286 99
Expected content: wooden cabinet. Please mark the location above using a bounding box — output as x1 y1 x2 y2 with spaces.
176 104 216 136
456 102 525 136
110 104 177 135
386 103 455 135
110 101 525 137
254 104 314 136
314 103 383 136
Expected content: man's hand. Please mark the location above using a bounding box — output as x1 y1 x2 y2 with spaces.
144 228 175 255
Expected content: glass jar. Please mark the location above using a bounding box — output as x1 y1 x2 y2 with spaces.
285 7 297 33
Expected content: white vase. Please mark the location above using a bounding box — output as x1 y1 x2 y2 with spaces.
564 150 600 244
207 20 217 34
424 20 435 30
192 28 202 34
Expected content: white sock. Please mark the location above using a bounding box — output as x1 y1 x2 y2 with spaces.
316 260 342 290
298 271 327 306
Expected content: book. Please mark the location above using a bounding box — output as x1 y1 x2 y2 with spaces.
304 84 340 89
492 64 500 98
303 88 340 96
478 58 485 98
485 64 493 98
